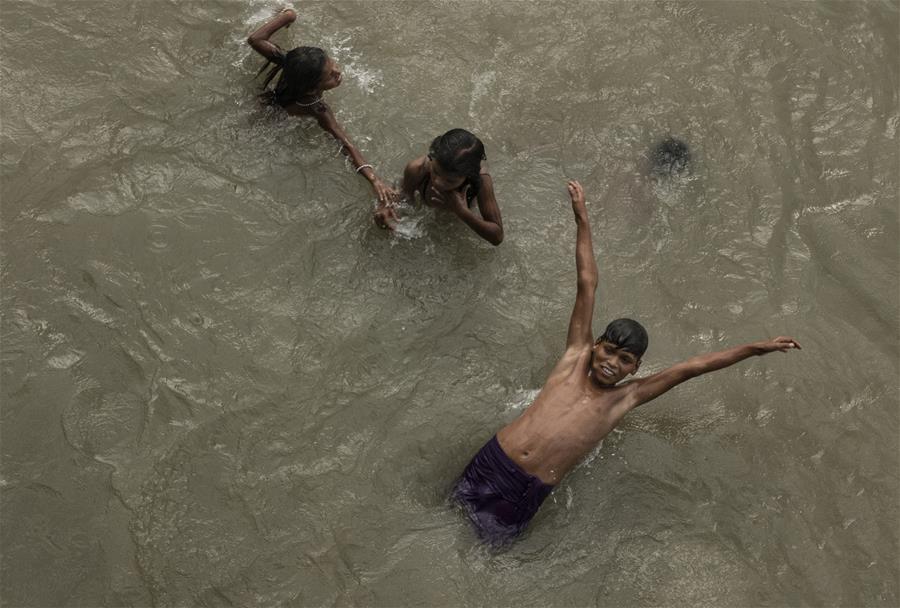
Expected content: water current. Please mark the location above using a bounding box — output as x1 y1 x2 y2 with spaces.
2 1 898 606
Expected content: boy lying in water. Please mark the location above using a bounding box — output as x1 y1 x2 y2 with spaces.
452 180 801 545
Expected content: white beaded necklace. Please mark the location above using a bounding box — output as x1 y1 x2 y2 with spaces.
294 96 323 107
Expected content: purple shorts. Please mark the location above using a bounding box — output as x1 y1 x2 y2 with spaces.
452 436 554 545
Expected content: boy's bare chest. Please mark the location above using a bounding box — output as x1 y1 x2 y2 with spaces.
532 381 618 428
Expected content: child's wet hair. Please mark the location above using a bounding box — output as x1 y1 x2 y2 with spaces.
428 129 486 201
258 46 328 106
651 137 690 176
598 318 649 358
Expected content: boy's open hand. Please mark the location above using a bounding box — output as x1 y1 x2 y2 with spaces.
756 336 802 354
567 180 586 212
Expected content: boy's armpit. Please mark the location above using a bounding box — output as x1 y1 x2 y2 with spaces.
546 345 592 381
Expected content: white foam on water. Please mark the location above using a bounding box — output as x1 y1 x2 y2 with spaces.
574 438 605 473
47 350 85 370
468 70 497 121
245 4 281 27
321 34 383 94
388 201 430 241
503 388 541 414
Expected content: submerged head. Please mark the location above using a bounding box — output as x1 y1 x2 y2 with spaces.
427 128 486 197
590 318 649 386
264 46 342 105
651 137 691 177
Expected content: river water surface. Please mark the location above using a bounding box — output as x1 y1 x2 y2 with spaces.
2 1 898 606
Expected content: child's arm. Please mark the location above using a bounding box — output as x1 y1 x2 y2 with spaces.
565 181 598 348
439 175 503 246
247 8 296 63
313 106 397 208
627 337 801 408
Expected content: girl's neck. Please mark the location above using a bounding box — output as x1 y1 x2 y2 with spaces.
295 91 324 106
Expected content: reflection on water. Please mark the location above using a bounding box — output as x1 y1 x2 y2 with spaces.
1 1 898 606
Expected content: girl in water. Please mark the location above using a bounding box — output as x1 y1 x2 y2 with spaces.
396 129 503 245
247 7 396 212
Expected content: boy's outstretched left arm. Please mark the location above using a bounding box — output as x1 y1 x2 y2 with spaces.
627 336 801 408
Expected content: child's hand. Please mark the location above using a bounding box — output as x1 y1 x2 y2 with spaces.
276 7 297 22
756 336 802 354
439 189 468 216
371 178 398 207
567 180 586 211
373 203 399 230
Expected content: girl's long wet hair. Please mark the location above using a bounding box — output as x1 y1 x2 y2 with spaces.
428 129 486 202
257 46 327 107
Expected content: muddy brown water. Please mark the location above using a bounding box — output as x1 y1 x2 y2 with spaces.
1 1 898 606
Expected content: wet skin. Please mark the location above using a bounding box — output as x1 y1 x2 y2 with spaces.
247 8 396 206
496 181 800 485
399 155 504 245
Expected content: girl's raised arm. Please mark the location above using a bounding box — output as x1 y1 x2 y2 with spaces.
247 8 297 63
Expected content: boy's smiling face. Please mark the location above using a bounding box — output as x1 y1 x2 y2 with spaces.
590 340 641 386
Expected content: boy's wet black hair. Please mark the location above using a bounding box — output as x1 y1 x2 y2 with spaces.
258 46 327 107
598 318 649 358
428 129 486 202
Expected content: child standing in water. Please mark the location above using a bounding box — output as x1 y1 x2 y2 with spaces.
247 7 396 213
394 129 503 244
452 180 801 545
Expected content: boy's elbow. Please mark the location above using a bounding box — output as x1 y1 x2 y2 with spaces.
577 272 597 290
488 228 504 246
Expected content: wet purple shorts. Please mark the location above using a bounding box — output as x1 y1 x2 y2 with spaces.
452 435 554 545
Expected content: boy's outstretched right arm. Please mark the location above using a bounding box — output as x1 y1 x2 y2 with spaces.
565 180 598 349
247 8 297 62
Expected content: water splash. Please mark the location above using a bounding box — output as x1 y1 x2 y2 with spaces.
503 388 541 414
388 200 430 241
322 34 383 95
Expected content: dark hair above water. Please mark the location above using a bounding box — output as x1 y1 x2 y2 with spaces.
428 128 486 201
599 318 649 358
258 46 327 107
651 137 691 176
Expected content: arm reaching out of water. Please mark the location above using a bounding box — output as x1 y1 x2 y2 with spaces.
247 8 296 63
312 108 397 208
565 180 597 349
625 336 802 409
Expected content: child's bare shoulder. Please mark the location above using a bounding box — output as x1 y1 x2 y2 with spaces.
404 156 427 177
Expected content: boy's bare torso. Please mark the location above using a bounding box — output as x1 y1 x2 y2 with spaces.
498 347 631 485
